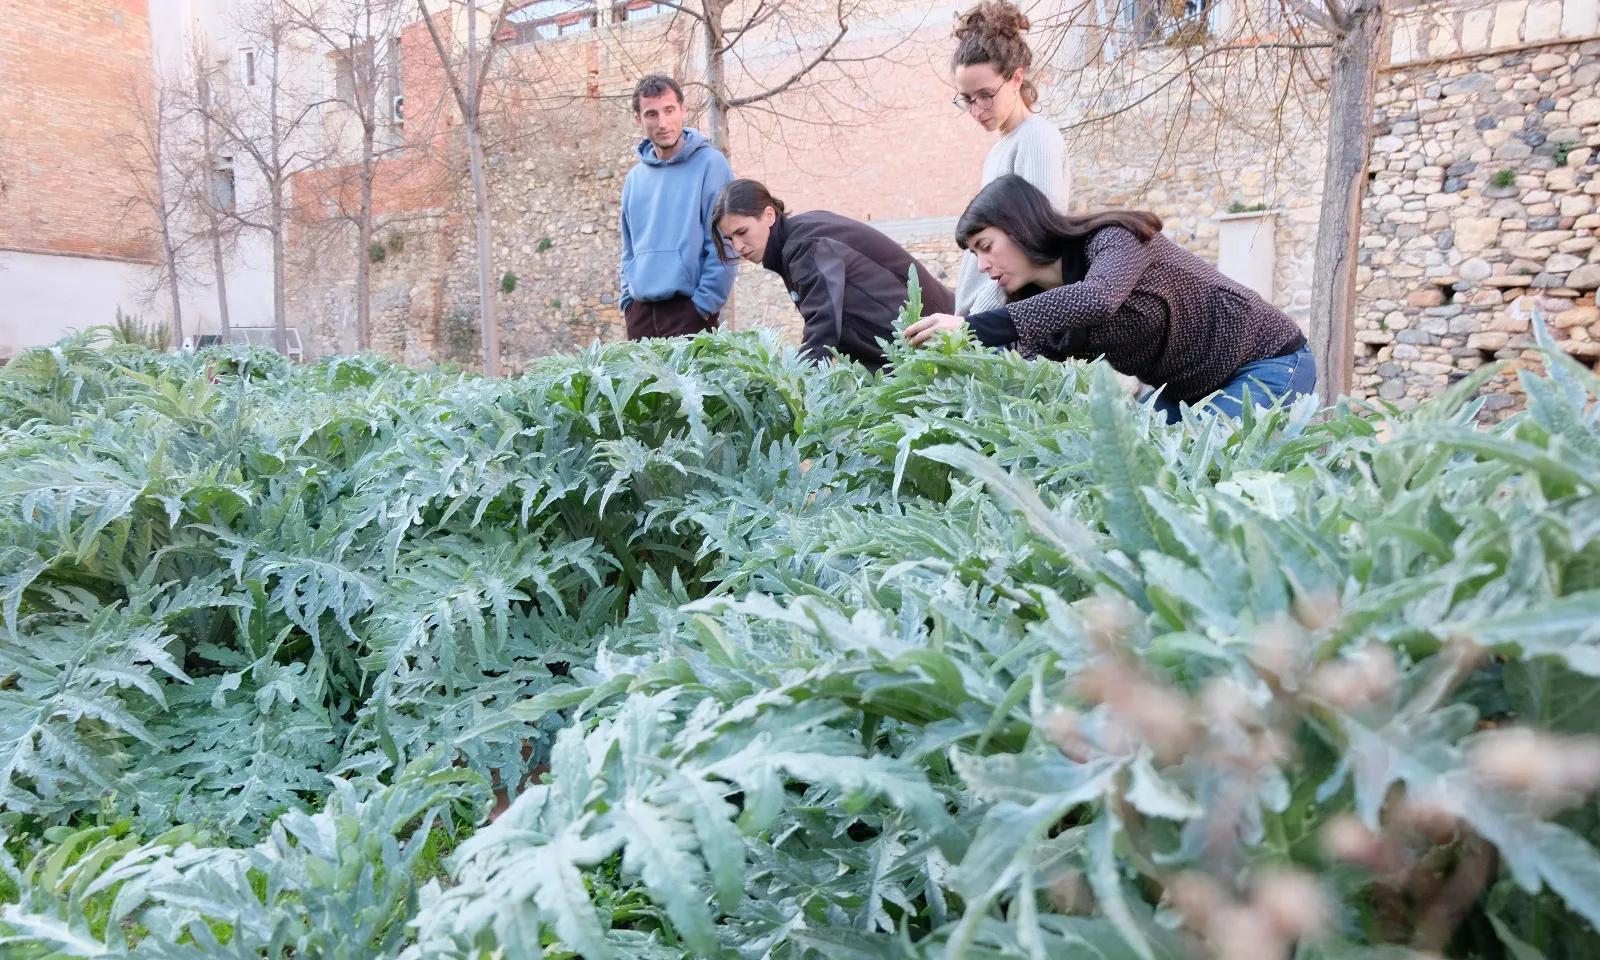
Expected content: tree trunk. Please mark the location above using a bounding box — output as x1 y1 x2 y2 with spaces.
1308 0 1385 406
152 116 185 351
356 33 377 353
160 220 184 350
465 0 499 376
703 6 728 157
272 212 288 356
198 75 231 342
268 30 289 358
701 4 735 330
357 127 375 352
467 123 497 375
210 222 232 344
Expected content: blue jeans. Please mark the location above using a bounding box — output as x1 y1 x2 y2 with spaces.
1150 345 1317 424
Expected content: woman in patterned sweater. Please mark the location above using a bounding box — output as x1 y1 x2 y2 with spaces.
906 176 1316 422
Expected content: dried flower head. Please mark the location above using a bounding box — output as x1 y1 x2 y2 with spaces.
1470 728 1600 806
1080 595 1136 654
1321 814 1385 867
1249 729 1293 770
1208 904 1289 960
1251 866 1329 940
1079 660 1197 764
1099 716 1137 757
1306 645 1397 712
1291 592 1341 633
1047 869 1092 914
1395 796 1459 844
1165 872 1225 933
1250 622 1305 687
1202 678 1257 729
1042 707 1094 763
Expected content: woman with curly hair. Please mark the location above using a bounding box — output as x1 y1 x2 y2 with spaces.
949 1 1072 319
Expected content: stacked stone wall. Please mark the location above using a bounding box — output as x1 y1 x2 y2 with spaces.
1056 57 1331 334
290 0 1600 416
290 101 642 370
290 1 989 367
1356 39 1600 415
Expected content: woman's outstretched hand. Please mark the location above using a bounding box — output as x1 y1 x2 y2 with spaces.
903 313 967 347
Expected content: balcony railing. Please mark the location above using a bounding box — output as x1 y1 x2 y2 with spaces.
504 0 668 44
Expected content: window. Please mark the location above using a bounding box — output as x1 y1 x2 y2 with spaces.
1120 0 1213 47
240 48 257 86
329 50 356 107
213 159 236 213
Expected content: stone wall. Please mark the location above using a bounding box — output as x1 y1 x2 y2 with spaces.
287 0 989 367
1356 39 1600 415
290 101 641 369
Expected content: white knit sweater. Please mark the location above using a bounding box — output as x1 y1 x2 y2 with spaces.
953 113 1072 317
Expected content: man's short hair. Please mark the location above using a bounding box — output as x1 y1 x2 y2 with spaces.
632 75 684 114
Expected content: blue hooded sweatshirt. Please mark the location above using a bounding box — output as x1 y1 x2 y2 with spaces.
619 127 735 318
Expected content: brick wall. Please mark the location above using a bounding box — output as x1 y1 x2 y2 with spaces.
727 22 994 224
290 0 1344 369
289 97 644 367
0 0 158 261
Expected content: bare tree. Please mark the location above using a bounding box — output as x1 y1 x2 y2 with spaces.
1306 0 1385 407
172 37 252 345
113 74 193 350
287 0 409 351
555 0 909 159
419 0 515 375
192 53 238 345
204 0 330 355
1040 0 1403 404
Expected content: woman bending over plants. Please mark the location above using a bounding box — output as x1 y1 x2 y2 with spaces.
905 175 1316 422
714 178 954 371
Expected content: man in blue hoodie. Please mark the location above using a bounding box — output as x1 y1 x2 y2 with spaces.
619 75 736 339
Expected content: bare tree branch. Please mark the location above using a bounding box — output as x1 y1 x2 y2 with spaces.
726 22 849 107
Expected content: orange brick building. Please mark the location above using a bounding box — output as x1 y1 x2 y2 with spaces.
0 0 163 352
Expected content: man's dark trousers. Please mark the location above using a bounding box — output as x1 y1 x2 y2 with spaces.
625 295 719 339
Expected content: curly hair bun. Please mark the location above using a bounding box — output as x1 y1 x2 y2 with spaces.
954 2 1030 43
951 1 1037 107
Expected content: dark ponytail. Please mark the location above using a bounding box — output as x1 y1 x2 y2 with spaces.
956 175 1162 289
712 179 786 262
952 1 1038 111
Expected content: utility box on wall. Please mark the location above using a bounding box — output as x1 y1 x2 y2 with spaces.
1215 209 1277 302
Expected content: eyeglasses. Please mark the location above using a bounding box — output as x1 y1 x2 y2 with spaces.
952 89 999 113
